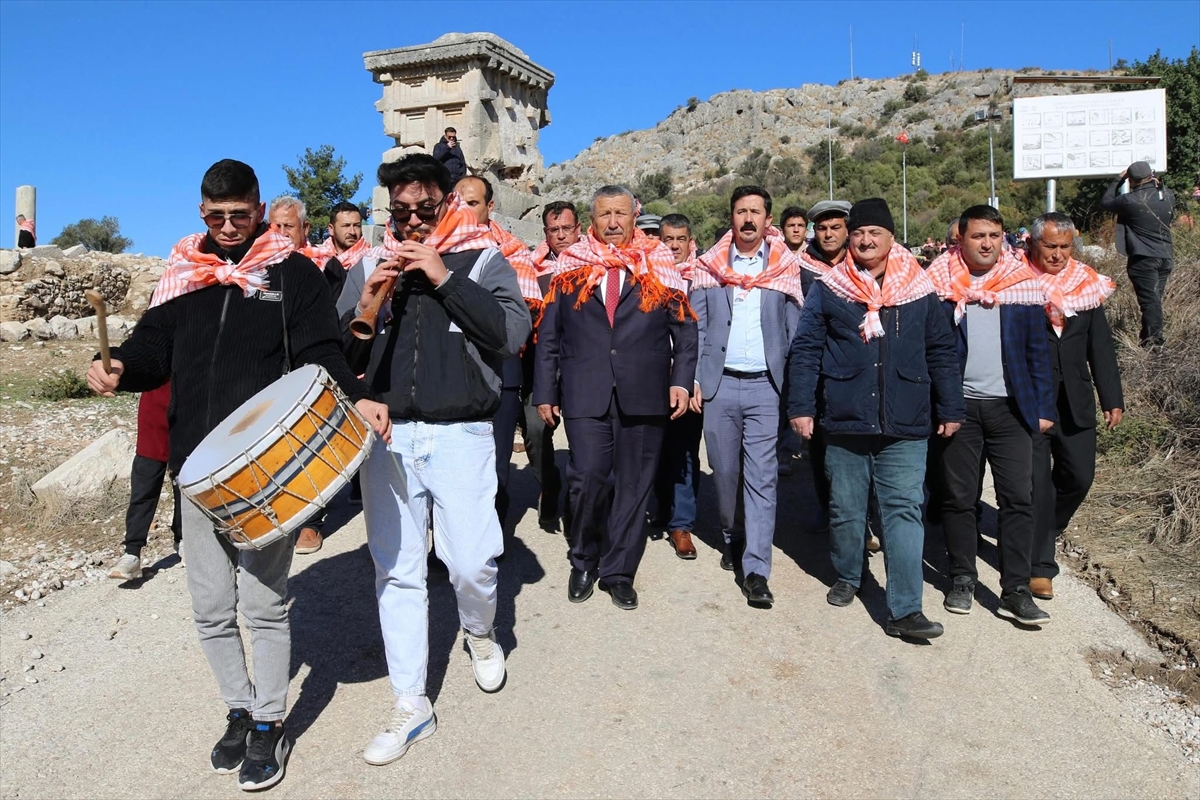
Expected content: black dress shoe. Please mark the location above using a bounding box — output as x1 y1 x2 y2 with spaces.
886 611 944 640
826 580 859 607
742 573 774 608
720 540 745 572
567 569 596 603
600 581 638 610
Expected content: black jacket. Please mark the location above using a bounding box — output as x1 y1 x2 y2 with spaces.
788 283 964 439
1101 179 1175 260
1044 306 1123 428
432 138 466 184
800 243 843 297
108 229 369 472
337 247 530 421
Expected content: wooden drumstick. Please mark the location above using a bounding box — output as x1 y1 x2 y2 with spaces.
84 289 111 373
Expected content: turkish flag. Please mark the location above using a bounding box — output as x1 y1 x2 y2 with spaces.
896 130 910 145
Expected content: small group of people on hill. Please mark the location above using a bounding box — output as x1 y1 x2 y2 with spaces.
85 151 1168 791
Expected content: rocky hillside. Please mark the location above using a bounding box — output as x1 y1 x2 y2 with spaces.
543 68 1098 200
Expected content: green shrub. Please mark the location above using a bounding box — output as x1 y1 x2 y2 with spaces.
903 83 929 103
34 370 92 401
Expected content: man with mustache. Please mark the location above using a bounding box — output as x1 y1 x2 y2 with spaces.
1025 212 1123 600
690 186 803 607
926 205 1055 627
788 198 962 639
534 185 696 610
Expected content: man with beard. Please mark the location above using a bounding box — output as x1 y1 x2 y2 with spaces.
1025 212 1123 600
88 159 391 790
652 213 703 558
454 174 546 527
534 185 696 610
788 198 962 639
926 205 1055 628
690 186 803 607
337 154 530 764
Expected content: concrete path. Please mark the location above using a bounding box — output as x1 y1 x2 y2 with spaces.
1 453 1197 799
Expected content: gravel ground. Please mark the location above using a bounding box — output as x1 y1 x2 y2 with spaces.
1 440 1198 799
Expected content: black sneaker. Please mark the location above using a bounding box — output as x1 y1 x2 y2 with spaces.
237 722 290 791
943 577 974 615
886 612 945 639
998 588 1050 627
211 708 253 774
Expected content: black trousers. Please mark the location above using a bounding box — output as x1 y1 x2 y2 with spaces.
123 454 181 556
493 387 523 524
1031 388 1097 579
808 425 831 513
937 397 1035 593
521 382 562 524
1127 256 1172 347
652 408 703 529
564 391 665 584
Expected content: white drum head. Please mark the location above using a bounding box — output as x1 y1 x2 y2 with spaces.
179 364 322 486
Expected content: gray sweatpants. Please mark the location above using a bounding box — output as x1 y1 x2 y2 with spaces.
181 501 294 721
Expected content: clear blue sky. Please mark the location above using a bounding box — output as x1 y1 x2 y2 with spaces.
1 0 1196 256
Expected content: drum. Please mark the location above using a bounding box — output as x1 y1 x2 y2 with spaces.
178 364 374 550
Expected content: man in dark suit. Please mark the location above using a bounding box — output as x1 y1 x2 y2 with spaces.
1026 212 1123 600
690 186 803 607
533 185 697 610
926 205 1056 628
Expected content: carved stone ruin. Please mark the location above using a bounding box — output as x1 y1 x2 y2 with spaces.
14 185 36 249
363 32 555 243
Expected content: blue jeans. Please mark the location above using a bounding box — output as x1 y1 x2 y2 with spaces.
825 434 928 620
361 419 503 698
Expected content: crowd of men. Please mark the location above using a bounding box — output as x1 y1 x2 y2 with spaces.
84 150 1149 791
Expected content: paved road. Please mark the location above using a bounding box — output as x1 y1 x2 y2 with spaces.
1 452 1197 799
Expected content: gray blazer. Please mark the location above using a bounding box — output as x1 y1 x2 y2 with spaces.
691 278 801 401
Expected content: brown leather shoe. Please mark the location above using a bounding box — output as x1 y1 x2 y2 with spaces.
668 530 697 560
1029 577 1053 600
295 527 323 555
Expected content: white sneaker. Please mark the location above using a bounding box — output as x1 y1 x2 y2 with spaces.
363 698 436 766
108 554 142 581
465 629 506 692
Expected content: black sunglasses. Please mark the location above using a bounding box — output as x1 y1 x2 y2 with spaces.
202 211 256 229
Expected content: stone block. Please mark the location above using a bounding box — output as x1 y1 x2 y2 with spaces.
48 315 78 340
29 245 65 260
106 315 129 340
31 429 135 500
0 294 21 322
75 315 98 339
0 250 20 275
42 260 65 278
0 321 29 342
61 244 89 258
25 317 50 339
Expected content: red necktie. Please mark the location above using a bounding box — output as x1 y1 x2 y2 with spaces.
605 267 621 327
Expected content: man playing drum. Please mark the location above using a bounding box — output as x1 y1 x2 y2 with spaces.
86 159 391 792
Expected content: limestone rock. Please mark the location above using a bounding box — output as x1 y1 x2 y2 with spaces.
48 315 78 340
0 250 20 275
74 315 98 339
105 315 130 340
62 244 89 258
0 321 28 342
25 317 49 339
29 245 65 260
30 429 135 500
42 260 65 278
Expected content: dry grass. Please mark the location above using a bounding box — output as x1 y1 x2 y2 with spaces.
1092 222 1200 547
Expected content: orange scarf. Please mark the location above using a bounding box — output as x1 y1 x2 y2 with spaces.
677 241 700 283
150 229 294 308
819 243 935 342
692 227 804 303
550 228 692 319
489 221 543 309
1026 255 1115 333
926 246 1044 324
798 245 845 276
531 241 559 276
302 235 370 271
370 192 499 260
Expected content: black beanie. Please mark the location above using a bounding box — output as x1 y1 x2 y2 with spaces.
848 198 895 234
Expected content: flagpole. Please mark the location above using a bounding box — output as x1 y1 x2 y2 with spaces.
827 111 834 199
902 145 908 243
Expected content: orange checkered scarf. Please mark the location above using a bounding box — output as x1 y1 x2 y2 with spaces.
302 235 370 271
692 227 804 304
798 246 845 277
18 219 35 237
371 192 499 261
531 241 559 276
1026 255 1115 333
489 221 543 310
150 229 294 308
676 241 700 283
926 246 1044 324
549 228 692 319
819 243 935 342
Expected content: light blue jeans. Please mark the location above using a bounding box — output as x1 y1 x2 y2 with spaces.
361 419 503 698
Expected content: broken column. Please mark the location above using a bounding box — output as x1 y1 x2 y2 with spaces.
15 185 36 248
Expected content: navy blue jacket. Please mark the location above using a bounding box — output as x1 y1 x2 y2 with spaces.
788 283 964 439
941 300 1056 432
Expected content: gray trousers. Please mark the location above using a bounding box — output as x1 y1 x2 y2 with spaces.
703 374 779 579
181 501 294 721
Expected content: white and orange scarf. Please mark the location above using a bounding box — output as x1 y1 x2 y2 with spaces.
302 235 370 271
691 227 804 304
798 245 845 277
677 241 700 284
819 243 935 342
531 241 558 276
551 227 691 318
369 192 499 261
489 221 543 309
1026 255 1115 333
926 246 1045 324
150 229 294 308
